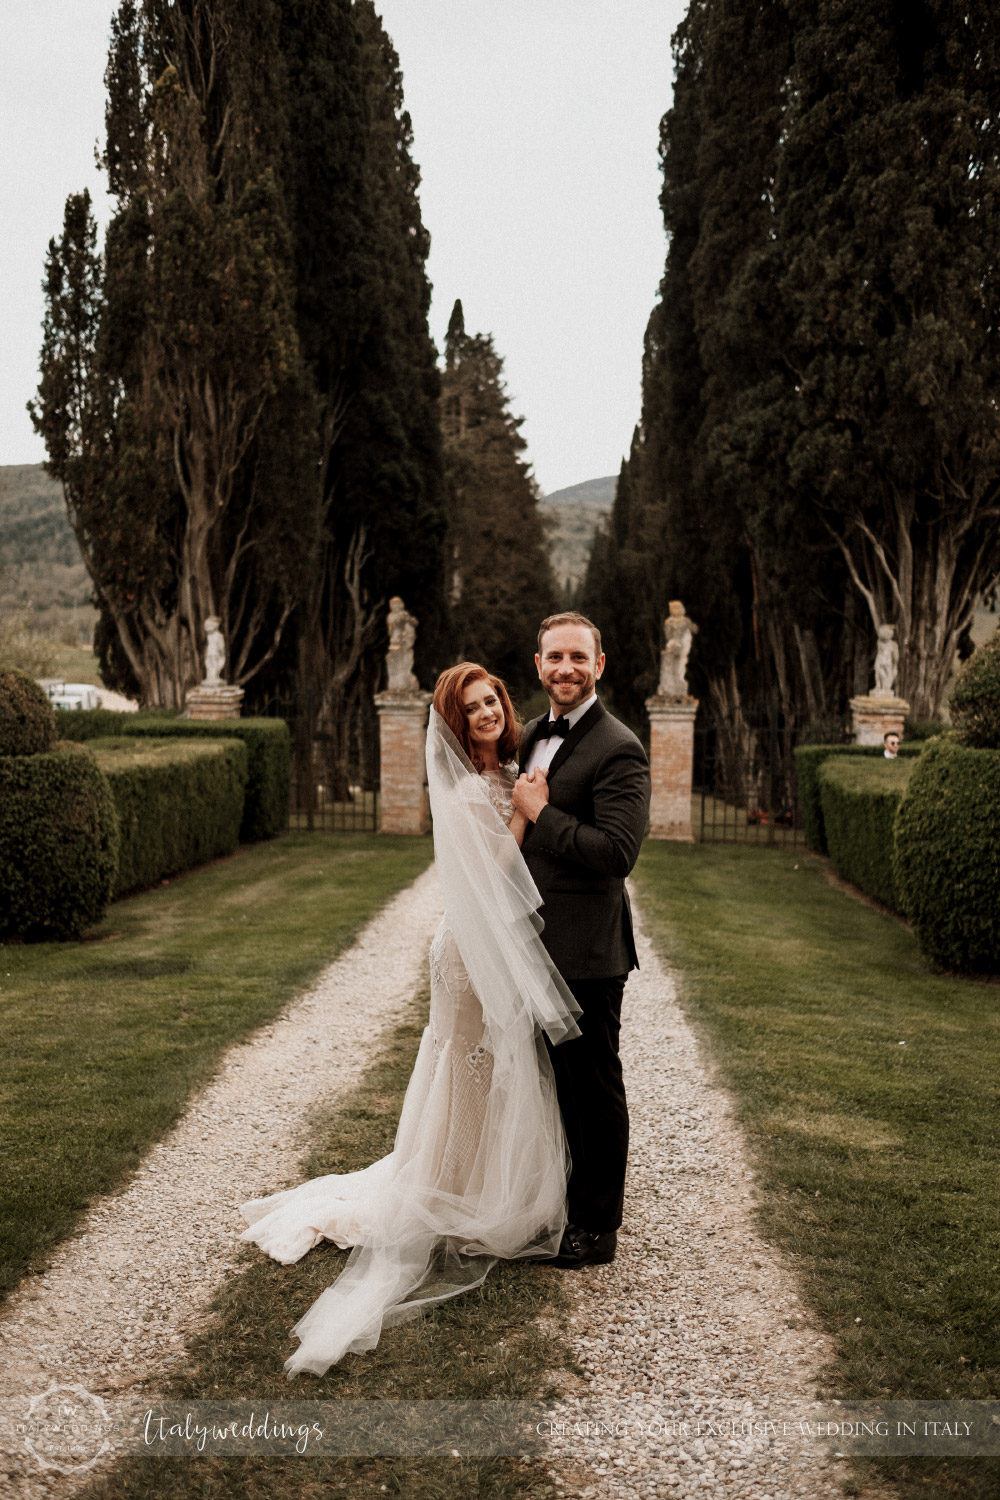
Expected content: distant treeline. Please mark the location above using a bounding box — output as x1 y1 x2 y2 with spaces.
0 465 95 641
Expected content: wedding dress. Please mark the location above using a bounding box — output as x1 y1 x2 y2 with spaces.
239 709 581 1377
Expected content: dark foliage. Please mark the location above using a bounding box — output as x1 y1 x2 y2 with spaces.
894 737 1000 973
32 0 447 722
440 301 556 698
0 744 119 939
0 666 57 756
949 629 1000 749
818 756 913 910
55 710 290 842
89 736 247 895
793 740 923 854
588 0 1000 739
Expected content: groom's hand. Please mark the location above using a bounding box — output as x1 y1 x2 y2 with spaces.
513 766 550 823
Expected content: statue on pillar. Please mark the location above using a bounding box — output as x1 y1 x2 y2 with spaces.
658 600 698 700
184 614 244 719
385 596 420 693
203 616 226 686
872 623 899 697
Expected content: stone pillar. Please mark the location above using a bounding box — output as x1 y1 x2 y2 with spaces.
374 690 433 834
645 695 698 841
184 683 245 720
849 694 909 746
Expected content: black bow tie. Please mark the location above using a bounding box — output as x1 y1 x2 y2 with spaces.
537 716 570 740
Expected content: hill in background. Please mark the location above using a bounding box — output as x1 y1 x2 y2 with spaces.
0 464 96 643
539 474 617 595
2 461 618 629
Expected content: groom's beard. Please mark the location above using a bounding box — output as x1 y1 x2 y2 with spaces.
543 671 596 712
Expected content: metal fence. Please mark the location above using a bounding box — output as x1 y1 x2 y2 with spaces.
692 700 805 847
256 690 379 832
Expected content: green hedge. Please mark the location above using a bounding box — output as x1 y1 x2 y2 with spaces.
818 756 914 911
88 737 248 896
55 711 289 841
54 708 177 742
894 737 1000 973
0 665 58 756
0 743 119 939
949 626 1000 748
794 741 924 853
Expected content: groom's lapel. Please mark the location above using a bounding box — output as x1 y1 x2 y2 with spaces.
518 717 545 775
545 698 605 780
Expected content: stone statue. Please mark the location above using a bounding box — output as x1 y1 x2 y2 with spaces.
873 623 899 697
203 616 226 686
385 596 419 693
658 600 698 699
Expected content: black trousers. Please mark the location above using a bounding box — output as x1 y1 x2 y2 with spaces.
546 973 629 1235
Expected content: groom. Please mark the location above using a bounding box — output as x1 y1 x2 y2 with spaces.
513 611 651 1268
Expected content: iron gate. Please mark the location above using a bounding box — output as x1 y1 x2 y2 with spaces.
257 689 379 832
692 700 805 846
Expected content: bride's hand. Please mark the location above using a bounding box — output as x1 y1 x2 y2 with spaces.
513 765 550 823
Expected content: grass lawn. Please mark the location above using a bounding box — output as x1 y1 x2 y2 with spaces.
79 988 570 1500
45 642 104 684
633 842 1000 1500
0 834 432 1297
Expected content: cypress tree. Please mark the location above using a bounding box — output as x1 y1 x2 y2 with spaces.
32 0 308 707
32 0 449 722
441 301 556 699
725 0 1000 718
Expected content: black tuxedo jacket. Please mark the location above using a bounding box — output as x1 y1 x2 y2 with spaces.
519 699 651 981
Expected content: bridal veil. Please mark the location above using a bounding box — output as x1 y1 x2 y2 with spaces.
239 709 580 1376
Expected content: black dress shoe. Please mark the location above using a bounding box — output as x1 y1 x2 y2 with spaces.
549 1224 617 1269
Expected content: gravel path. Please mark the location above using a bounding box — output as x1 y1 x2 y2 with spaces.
0 866 442 1498
1 864 882 1500
543 892 877 1500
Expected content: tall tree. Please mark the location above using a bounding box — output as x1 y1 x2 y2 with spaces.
589 0 1000 732
281 0 448 715
441 301 556 698
723 0 1000 718
32 0 309 706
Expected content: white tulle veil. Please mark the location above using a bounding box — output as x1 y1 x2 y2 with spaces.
243 707 580 1377
424 708 581 1049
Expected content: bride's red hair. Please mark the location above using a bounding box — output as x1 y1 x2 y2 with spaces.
432 663 522 769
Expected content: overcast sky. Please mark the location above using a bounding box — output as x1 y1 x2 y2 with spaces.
2 1 687 495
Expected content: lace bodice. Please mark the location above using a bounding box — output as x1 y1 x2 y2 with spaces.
481 764 517 825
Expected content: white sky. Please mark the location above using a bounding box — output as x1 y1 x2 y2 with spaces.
1 1 687 495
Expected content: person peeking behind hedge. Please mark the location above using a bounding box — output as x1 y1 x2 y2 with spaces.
884 731 901 759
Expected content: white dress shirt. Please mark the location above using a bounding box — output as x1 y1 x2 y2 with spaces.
524 693 598 775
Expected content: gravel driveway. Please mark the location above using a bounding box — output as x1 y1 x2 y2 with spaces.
0 868 879 1500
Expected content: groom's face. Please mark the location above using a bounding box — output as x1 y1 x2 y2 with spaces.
536 624 605 714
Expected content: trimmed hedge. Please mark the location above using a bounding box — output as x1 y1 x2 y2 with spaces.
894 737 1000 973
0 743 119 939
0 665 57 756
55 711 289 841
818 756 914 911
949 627 1000 748
88 737 248 896
54 708 176 742
794 741 924 853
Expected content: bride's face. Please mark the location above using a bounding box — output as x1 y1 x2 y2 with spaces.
462 678 505 749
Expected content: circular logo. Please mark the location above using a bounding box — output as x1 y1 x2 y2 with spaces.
21 1383 113 1474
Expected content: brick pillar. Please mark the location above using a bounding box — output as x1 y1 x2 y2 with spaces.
374 690 432 834
645 695 699 842
849 693 909 746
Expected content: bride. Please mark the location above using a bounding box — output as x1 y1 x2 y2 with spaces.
239 662 581 1376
